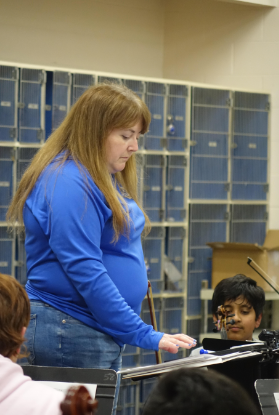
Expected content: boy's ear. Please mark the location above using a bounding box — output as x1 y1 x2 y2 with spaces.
255 313 262 329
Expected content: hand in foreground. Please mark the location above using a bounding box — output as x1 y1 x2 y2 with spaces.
158 333 197 354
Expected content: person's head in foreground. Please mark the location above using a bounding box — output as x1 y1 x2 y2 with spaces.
212 274 265 341
0 273 30 361
142 368 260 415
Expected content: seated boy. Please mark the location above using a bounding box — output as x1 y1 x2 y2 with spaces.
212 274 265 341
191 274 265 355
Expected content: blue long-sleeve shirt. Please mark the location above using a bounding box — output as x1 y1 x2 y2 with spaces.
24 158 164 350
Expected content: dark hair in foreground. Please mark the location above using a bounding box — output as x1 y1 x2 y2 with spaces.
212 274 265 319
0 273 30 358
142 368 260 415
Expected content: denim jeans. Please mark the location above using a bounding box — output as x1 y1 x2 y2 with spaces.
21 300 123 413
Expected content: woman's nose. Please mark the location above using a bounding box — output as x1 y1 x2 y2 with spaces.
128 137 138 152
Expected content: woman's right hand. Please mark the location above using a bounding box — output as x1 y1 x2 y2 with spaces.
158 333 197 354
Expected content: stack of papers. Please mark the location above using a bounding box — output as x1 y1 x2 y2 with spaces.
119 350 261 379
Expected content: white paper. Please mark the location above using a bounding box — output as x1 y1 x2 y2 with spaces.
230 342 265 350
37 381 97 398
220 351 261 362
120 354 223 379
120 350 262 380
274 393 279 411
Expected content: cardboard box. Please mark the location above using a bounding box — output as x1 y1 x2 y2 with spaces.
207 230 279 292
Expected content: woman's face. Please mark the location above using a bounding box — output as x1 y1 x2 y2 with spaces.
105 120 142 174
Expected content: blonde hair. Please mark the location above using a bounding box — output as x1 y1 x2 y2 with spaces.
0 273 30 358
7 83 151 241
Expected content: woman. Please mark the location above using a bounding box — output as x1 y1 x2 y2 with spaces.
0 273 64 415
7 83 196 372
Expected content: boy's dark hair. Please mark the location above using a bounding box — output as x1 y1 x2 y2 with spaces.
212 274 265 319
142 368 260 415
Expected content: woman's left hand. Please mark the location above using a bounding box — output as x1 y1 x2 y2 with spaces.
158 333 197 354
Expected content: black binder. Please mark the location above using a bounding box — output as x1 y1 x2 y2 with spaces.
255 379 279 415
202 337 257 351
22 365 118 415
203 338 276 412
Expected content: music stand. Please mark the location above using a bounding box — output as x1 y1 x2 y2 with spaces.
22 365 118 415
255 379 279 415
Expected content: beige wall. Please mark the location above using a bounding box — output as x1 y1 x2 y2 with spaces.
1 0 279 228
163 0 279 230
0 0 164 77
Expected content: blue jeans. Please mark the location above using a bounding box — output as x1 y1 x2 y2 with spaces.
21 301 123 413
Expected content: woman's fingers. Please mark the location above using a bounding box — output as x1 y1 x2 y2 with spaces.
171 333 196 344
159 333 197 354
162 342 180 354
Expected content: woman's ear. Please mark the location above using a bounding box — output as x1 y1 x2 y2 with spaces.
21 327 27 337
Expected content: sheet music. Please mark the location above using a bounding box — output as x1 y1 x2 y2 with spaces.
274 393 279 411
36 381 97 398
119 350 261 379
119 354 222 379
220 350 261 362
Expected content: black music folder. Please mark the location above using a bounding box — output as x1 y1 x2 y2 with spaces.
255 379 279 415
22 365 118 415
